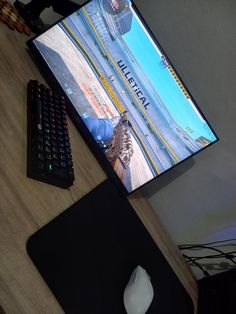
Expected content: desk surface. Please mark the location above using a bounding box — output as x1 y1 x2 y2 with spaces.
0 24 197 314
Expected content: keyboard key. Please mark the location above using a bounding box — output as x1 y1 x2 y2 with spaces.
46 153 52 160
60 155 66 161
51 140 57 147
40 83 47 91
57 120 62 127
46 161 53 173
36 143 44 152
43 116 49 123
53 160 60 167
37 153 44 161
52 146 58 153
52 153 58 160
54 167 67 178
35 161 44 171
36 135 43 143
48 89 53 97
45 146 51 153
42 109 48 117
45 134 51 141
42 94 47 102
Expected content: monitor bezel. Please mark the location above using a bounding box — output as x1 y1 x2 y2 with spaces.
27 0 219 196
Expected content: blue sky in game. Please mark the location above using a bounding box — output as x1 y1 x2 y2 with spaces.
122 13 217 142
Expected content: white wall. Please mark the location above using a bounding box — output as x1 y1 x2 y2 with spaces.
136 0 236 278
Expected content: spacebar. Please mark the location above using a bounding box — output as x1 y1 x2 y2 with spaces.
54 168 68 178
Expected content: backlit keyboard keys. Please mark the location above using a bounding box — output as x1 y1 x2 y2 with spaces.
27 80 74 188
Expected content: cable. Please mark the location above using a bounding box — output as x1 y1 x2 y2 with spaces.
180 242 236 272
179 245 227 255
183 254 210 277
179 249 236 257
179 237 236 248
180 245 236 265
189 254 236 261
228 257 236 266
187 261 236 271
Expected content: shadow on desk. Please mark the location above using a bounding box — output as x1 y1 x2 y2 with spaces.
142 158 195 198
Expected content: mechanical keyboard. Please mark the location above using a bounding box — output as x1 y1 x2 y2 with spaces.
27 80 74 188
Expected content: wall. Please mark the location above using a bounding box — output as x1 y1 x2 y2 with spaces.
136 0 236 278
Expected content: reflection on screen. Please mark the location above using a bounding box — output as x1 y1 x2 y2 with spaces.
33 0 217 193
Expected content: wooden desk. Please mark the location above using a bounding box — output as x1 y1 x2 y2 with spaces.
0 24 197 313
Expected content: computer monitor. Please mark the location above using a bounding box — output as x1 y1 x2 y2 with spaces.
27 0 218 195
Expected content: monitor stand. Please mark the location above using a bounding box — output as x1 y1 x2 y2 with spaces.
27 178 193 314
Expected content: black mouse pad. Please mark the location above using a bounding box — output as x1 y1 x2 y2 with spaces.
27 179 193 314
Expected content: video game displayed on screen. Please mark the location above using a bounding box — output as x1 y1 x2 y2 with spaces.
32 0 218 193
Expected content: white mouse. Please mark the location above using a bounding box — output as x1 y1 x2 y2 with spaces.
123 266 154 314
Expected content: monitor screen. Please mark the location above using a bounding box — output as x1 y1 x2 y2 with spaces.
28 0 218 194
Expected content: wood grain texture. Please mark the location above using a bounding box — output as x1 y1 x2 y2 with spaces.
0 24 197 313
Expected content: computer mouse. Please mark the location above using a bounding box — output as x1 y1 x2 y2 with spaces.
123 266 154 314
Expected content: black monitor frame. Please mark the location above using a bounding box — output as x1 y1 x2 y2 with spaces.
27 0 219 196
